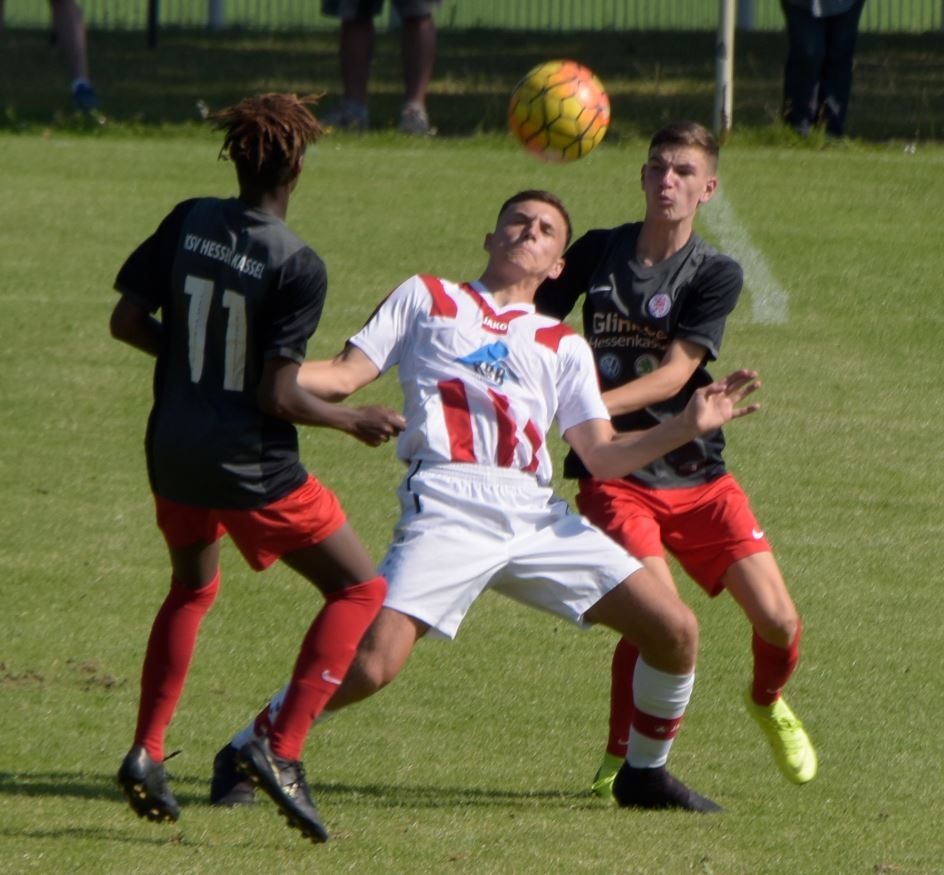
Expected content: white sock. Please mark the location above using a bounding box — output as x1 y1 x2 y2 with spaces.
229 683 289 749
229 684 337 749
626 659 694 769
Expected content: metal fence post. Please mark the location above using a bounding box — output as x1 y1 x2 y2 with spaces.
714 0 736 139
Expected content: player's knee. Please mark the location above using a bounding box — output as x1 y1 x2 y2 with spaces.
754 608 801 649
673 604 699 665
648 602 699 673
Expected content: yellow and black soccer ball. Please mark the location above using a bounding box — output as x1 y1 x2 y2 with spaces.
508 60 610 162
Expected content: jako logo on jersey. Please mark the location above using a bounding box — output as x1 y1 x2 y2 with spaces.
481 314 511 335
457 341 515 386
647 293 672 318
598 353 622 382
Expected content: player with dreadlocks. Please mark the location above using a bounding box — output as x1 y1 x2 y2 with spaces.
111 93 405 843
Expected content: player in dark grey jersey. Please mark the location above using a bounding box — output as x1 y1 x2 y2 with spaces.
111 93 404 844
541 221 743 489
537 121 817 798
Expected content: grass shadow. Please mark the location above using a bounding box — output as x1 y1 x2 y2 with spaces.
0 769 598 813
0 769 209 807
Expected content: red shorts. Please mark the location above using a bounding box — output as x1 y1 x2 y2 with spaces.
154 475 347 571
576 473 770 597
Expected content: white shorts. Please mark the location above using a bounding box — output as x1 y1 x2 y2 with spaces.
379 462 642 639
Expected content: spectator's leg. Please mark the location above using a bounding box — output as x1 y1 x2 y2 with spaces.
780 1 825 135
339 16 374 106
397 12 436 133
818 0 865 136
50 0 101 109
400 13 435 109
50 0 90 82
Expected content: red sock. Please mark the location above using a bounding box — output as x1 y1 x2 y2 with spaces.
751 622 801 706
134 573 220 761
606 637 640 758
269 576 386 761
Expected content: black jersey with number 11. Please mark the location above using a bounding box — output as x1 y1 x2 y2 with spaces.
115 197 328 509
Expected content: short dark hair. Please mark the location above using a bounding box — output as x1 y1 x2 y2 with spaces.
648 121 720 171
497 189 573 247
211 93 324 189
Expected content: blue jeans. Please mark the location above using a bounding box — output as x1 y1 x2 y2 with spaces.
780 0 866 136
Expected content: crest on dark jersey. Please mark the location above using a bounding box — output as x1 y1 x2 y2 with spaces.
647 293 672 318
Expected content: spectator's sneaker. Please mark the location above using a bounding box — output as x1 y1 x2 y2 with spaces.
613 763 723 812
399 102 436 136
237 737 328 843
72 82 101 112
210 743 255 806
591 752 623 801
744 689 818 784
117 745 180 823
322 101 369 131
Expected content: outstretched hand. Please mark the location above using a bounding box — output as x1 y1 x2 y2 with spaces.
348 405 406 447
686 369 761 435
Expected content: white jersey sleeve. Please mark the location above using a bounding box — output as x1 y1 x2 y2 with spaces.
553 332 610 435
346 278 417 374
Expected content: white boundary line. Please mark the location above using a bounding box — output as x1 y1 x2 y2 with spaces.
701 190 789 325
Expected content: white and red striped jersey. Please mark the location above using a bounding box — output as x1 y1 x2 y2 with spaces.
350 274 609 486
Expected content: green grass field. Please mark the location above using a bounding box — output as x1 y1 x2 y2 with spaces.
1 28 943 875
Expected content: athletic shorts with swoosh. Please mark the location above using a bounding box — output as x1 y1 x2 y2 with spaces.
576 472 770 597
154 475 346 571
379 462 642 640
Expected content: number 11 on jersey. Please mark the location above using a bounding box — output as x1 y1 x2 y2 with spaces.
183 274 247 391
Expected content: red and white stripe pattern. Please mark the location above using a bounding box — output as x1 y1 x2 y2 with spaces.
350 274 608 485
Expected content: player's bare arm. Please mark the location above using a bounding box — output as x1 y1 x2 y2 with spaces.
603 338 705 417
259 357 403 447
565 369 760 480
110 295 161 357
297 343 382 401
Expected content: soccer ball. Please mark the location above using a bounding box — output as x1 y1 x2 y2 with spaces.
508 60 610 162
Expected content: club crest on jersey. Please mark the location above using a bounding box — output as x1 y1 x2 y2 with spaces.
647 293 671 318
457 341 516 386
635 354 660 377
598 353 623 382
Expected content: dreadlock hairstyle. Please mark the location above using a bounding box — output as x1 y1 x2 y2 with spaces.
211 93 324 190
